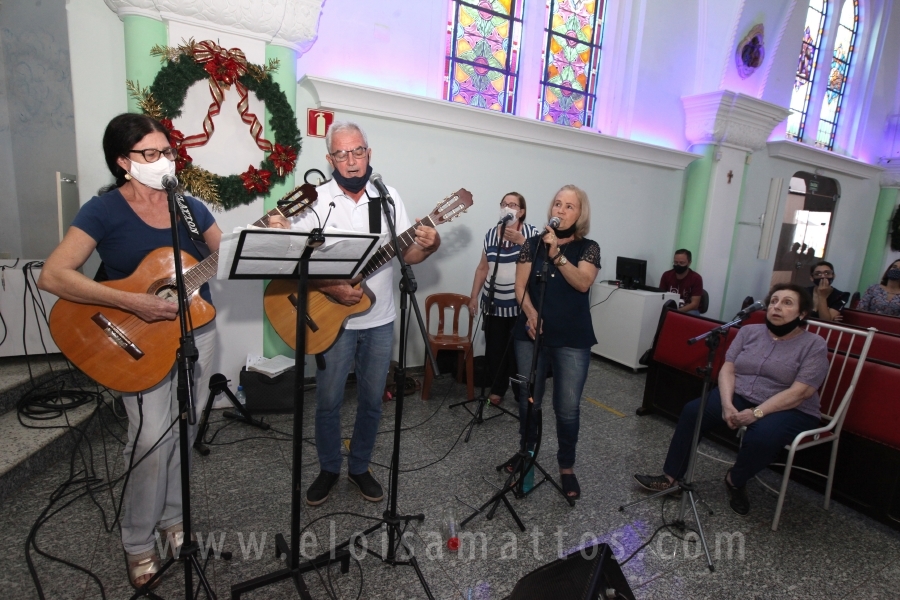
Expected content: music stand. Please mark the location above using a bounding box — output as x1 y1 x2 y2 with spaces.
220 227 380 599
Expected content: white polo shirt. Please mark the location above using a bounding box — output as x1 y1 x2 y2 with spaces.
290 178 412 330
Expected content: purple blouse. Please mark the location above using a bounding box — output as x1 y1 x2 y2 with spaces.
858 284 900 317
724 324 829 418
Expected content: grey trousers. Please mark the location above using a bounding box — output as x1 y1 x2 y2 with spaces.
120 322 216 555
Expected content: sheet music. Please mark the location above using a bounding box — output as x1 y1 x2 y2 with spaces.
217 227 381 280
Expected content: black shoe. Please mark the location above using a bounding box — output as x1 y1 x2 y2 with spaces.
306 470 340 506
724 473 750 516
348 471 384 502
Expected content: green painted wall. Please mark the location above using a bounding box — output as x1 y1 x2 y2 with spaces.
123 16 167 113
675 144 714 268
858 186 899 293
262 44 298 359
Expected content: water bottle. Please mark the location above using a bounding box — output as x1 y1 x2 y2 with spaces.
522 450 535 493
235 385 247 406
442 507 459 552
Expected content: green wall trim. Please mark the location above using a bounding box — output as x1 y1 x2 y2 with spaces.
263 44 298 359
675 144 715 268
123 16 167 113
858 187 899 293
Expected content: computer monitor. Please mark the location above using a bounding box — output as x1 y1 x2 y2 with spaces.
616 256 647 289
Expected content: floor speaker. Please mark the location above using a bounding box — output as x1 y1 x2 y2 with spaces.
505 543 635 600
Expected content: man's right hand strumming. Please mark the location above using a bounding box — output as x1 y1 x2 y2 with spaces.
316 280 364 306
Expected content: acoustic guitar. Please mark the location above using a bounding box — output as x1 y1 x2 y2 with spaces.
264 188 473 354
48 184 318 393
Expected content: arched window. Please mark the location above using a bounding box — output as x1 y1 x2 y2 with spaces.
815 0 858 150
786 0 828 142
538 0 607 129
444 0 526 113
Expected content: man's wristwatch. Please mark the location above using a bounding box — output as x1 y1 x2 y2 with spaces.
752 407 764 419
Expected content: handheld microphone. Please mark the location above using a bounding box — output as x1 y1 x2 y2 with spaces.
498 212 515 225
737 300 766 318
541 216 562 237
369 172 394 205
162 174 179 191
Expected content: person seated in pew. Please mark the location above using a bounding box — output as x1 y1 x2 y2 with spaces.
858 259 900 317
659 249 703 314
634 283 829 516
807 261 847 322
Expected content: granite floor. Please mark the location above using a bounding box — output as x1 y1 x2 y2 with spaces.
0 357 899 599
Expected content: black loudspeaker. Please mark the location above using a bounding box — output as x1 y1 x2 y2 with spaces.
505 544 635 600
239 367 295 414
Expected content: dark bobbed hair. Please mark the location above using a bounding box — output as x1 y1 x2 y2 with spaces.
675 248 693 262
765 283 813 318
103 113 169 188
501 192 526 221
810 260 835 275
881 260 900 285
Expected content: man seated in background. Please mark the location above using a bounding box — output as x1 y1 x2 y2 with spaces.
807 261 846 322
659 249 704 314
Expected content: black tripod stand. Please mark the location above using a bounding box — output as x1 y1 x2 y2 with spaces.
461 236 574 532
130 183 226 599
450 217 518 441
618 312 753 572
194 373 270 456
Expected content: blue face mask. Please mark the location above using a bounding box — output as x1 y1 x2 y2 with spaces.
887 268 900 281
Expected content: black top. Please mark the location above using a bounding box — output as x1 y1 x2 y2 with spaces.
513 236 602 348
805 285 847 318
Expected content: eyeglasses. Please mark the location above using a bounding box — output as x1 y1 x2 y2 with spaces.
501 202 520 210
129 147 178 162
813 270 834 277
330 146 368 162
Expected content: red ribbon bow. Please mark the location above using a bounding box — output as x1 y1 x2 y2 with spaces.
240 165 272 194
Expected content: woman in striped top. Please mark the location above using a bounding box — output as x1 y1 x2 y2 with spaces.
469 193 540 405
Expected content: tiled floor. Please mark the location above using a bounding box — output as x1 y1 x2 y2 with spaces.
1 357 899 599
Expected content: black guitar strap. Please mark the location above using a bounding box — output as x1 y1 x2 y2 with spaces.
174 191 211 259
367 193 382 234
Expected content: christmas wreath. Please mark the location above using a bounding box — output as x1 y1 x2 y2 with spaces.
127 39 301 210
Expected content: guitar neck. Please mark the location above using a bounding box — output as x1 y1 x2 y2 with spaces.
360 215 437 279
182 205 287 296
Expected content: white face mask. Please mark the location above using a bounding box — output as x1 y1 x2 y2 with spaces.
499 206 518 223
129 157 175 190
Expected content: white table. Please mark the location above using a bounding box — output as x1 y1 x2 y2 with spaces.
589 282 679 371
0 261 60 357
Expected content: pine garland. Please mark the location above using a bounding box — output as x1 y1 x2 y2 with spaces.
127 41 301 210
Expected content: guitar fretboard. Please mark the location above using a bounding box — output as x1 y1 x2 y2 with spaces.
181 200 311 295
360 216 437 279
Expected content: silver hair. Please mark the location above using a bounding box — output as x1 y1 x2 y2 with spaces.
324 120 369 154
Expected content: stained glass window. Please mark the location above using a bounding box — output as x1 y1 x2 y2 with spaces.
815 0 858 150
538 0 607 129
444 0 526 113
786 0 827 142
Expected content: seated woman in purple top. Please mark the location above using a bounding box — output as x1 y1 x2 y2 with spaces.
634 283 829 516
858 259 900 317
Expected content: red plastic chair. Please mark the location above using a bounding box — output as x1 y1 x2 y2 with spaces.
422 293 474 400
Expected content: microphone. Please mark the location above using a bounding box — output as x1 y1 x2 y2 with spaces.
369 172 394 205
162 174 179 191
737 300 766 318
498 212 515 225
541 217 562 237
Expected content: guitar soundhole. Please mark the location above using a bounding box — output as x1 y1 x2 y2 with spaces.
156 285 179 303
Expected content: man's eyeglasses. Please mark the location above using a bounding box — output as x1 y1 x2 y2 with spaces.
129 147 178 162
813 270 834 277
330 146 368 162
501 202 520 210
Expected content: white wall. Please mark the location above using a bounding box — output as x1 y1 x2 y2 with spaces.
0 25 21 258
1 0 77 259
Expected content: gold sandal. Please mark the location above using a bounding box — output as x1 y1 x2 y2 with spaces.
126 548 161 590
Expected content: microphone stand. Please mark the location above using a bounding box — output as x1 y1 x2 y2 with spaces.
619 309 757 572
449 218 517 441
131 185 223 598
461 234 574 533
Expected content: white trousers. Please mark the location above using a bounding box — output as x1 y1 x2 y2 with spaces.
120 321 216 555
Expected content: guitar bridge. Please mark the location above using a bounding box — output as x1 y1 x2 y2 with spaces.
288 293 319 332
91 312 144 360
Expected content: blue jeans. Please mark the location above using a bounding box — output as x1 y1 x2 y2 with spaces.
514 341 590 469
315 322 393 475
662 388 821 487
